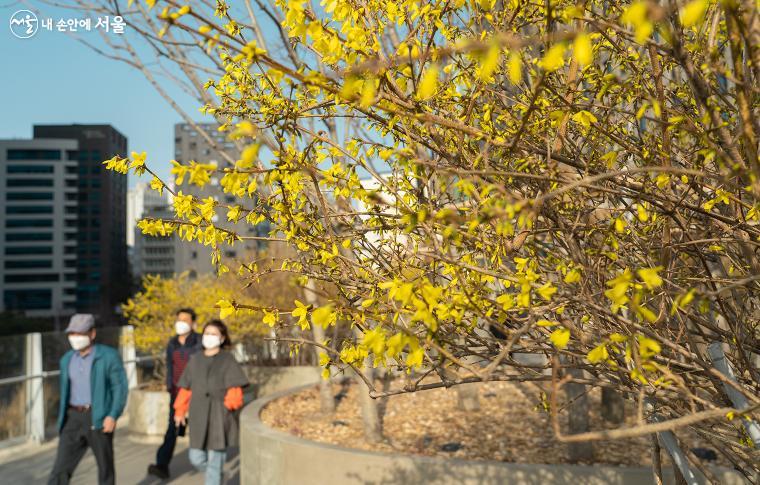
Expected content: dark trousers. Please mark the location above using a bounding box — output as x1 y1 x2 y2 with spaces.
156 396 177 468
48 408 115 485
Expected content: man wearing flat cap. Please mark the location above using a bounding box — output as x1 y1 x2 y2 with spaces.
48 314 128 485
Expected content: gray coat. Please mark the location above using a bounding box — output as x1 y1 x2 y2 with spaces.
177 350 248 450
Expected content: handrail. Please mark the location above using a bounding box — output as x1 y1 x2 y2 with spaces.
0 354 300 387
0 355 155 387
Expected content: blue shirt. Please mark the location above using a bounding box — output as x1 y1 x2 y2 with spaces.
68 346 95 406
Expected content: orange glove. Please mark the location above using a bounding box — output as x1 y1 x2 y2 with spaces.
224 387 243 411
173 388 192 419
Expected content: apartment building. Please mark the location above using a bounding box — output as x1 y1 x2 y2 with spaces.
33 124 129 315
0 139 79 316
172 123 269 276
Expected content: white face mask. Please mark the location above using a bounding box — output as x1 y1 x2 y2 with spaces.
202 334 222 349
68 335 91 351
175 321 191 335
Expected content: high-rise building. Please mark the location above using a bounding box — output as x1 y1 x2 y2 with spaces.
129 182 174 279
0 138 80 316
127 181 168 281
33 124 128 316
127 182 166 248
133 202 176 279
172 123 268 276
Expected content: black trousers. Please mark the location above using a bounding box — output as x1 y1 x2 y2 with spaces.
48 409 115 485
155 396 177 467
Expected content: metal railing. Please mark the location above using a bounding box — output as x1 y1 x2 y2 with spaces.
0 326 141 445
0 356 154 387
0 327 316 447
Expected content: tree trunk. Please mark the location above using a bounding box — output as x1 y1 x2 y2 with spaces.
566 367 593 462
601 387 625 424
354 327 382 441
311 322 335 413
456 383 481 411
357 356 382 442
304 280 334 414
453 344 481 411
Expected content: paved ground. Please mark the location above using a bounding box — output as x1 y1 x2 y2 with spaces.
0 430 240 484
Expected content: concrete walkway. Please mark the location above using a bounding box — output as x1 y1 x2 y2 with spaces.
0 430 240 484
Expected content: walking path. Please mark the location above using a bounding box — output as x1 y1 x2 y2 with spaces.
0 429 240 484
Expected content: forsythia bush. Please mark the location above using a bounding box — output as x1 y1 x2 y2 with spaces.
103 0 758 475
122 272 268 357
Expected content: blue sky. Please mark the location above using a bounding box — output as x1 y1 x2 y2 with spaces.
0 0 202 187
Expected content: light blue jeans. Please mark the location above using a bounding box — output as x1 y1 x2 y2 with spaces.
188 448 227 485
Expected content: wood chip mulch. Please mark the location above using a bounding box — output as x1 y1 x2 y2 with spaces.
260 379 728 467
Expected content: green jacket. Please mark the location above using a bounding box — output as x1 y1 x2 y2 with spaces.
57 343 128 431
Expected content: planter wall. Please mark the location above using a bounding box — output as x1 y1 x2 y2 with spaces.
240 384 749 485
244 365 322 399
127 389 170 437
126 366 322 438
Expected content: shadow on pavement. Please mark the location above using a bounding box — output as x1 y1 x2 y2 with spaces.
133 447 240 485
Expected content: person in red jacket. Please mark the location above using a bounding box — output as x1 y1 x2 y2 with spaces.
147 308 202 479
173 320 248 485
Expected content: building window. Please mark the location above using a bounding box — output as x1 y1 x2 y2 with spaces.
7 149 61 160
5 246 53 255
7 192 53 201
5 260 52 269
224 251 236 258
7 178 54 187
6 232 53 242
7 165 54 174
3 289 51 310
6 219 53 228
6 206 53 214
4 274 59 283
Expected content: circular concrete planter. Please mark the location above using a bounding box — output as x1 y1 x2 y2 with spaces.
240 384 748 485
127 388 170 440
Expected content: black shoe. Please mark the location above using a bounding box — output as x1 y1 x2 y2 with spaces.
147 464 170 479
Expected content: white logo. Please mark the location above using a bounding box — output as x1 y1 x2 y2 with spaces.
10 10 38 39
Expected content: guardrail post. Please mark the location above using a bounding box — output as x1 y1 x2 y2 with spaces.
645 400 701 484
708 342 760 447
120 325 138 390
25 332 44 443
655 426 700 484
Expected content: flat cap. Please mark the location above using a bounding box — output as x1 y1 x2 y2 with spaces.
65 313 95 333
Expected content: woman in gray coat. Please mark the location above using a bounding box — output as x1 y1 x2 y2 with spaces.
173 320 248 485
